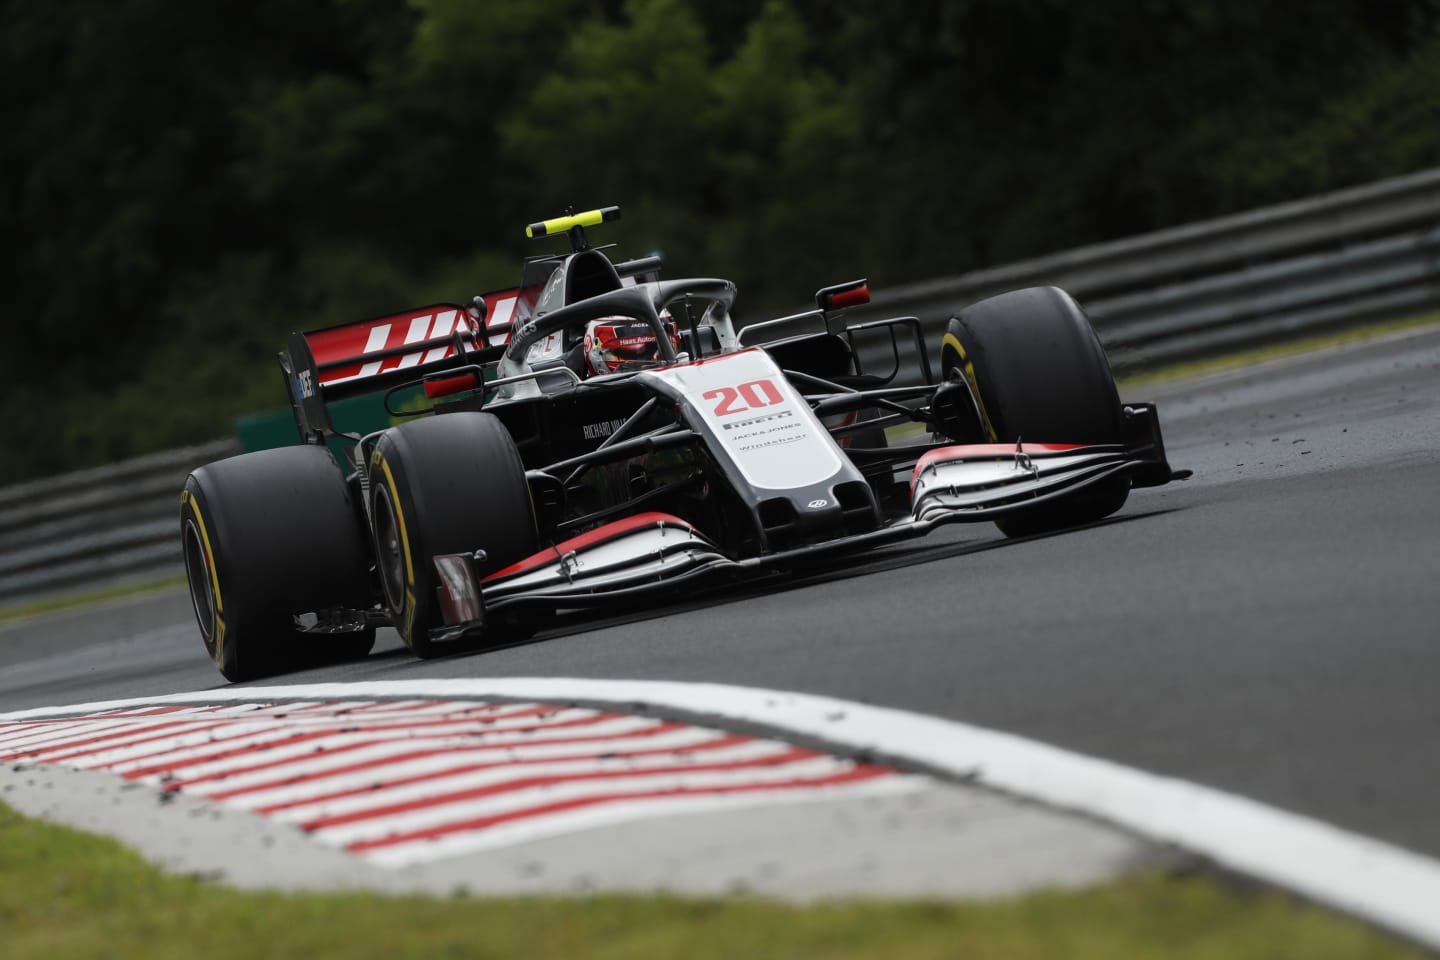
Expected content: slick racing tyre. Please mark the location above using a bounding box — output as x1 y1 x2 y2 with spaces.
940 285 1129 538
182 445 377 683
368 412 539 658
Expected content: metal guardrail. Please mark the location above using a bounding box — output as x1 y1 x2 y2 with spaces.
3 167 1439 606
0 440 238 605
846 165 1440 373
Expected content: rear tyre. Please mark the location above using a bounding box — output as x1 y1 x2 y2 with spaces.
368 412 539 658
940 286 1129 538
182 445 376 682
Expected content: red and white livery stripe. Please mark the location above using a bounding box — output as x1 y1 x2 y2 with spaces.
311 309 469 387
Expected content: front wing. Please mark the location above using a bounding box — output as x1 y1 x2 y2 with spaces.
427 442 1177 644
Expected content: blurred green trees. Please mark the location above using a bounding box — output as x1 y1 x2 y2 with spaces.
3 0 1438 480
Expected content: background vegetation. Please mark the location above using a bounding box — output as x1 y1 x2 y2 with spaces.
4 0 1439 481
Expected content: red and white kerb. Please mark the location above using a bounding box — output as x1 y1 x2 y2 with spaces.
0 699 905 867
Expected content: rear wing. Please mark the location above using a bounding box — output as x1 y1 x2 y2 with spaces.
307 286 542 389
307 303 474 389
279 287 543 442
275 237 660 442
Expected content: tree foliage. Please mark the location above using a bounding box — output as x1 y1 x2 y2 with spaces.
3 0 1438 480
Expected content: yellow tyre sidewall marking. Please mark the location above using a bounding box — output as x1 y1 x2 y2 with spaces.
180 488 227 668
942 331 999 442
373 453 419 648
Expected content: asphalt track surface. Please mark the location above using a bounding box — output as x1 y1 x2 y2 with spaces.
3 325 1438 859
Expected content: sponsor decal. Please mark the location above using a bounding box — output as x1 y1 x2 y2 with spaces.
738 435 805 452
730 421 803 444
722 409 794 431
653 350 844 490
582 418 629 441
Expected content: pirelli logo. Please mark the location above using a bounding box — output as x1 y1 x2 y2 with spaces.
722 409 794 430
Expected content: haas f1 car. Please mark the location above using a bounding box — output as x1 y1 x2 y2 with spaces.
182 206 1187 681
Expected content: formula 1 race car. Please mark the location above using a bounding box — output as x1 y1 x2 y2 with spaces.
182 206 1187 681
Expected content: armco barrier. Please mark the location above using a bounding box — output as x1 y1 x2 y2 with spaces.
845 165 1440 373
3 167 1440 605
0 440 237 604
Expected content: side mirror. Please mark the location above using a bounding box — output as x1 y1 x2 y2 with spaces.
423 369 483 400
816 279 870 312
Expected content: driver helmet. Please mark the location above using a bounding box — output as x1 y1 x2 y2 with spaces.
582 312 682 375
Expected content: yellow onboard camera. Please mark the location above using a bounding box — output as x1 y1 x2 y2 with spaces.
525 206 620 251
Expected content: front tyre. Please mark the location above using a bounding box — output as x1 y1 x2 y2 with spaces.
368 412 539 658
182 445 376 682
941 286 1129 537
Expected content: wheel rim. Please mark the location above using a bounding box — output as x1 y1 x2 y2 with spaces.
182 518 217 652
372 484 407 616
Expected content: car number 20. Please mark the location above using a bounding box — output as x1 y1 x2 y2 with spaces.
704 378 784 417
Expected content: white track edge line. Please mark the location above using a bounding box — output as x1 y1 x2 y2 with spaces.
3 677 1439 947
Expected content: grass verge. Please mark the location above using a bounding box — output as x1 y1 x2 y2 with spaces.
0 575 186 626
0 800 1423 960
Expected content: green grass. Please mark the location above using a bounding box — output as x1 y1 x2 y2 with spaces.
0 576 186 626
0 800 1423 960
